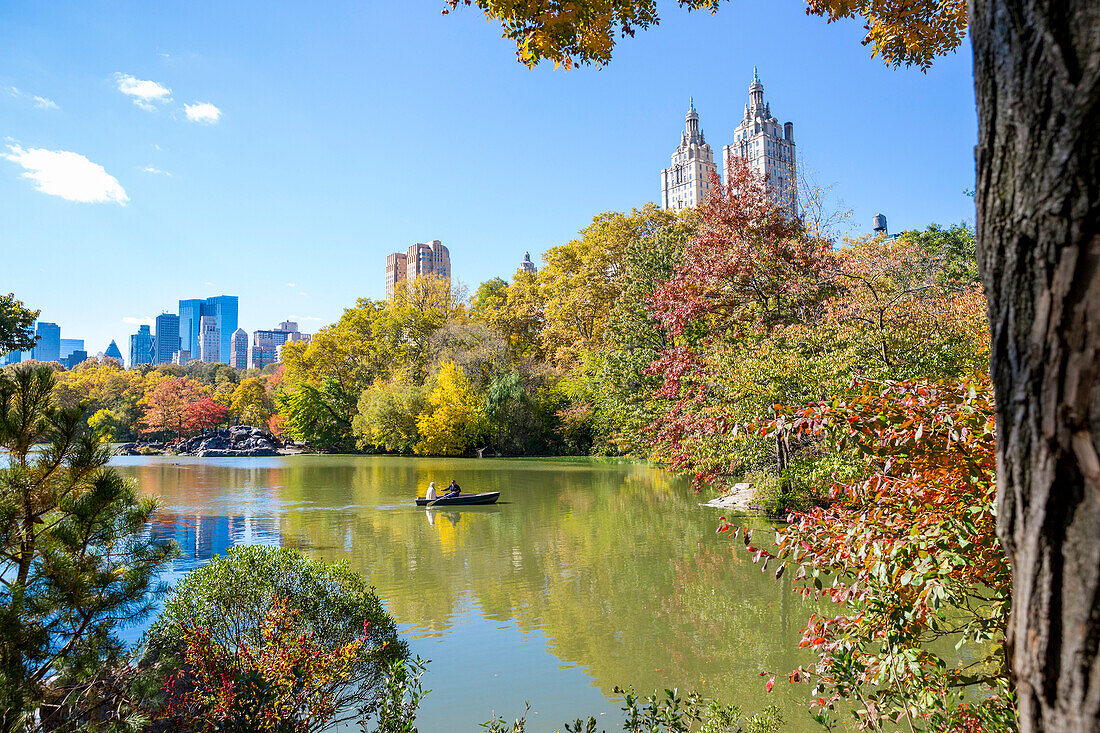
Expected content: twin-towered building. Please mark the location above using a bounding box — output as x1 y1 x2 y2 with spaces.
662 69 798 216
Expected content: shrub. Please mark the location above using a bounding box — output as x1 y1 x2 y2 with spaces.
143 545 408 731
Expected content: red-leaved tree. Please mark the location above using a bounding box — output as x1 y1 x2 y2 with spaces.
727 378 1013 731
645 162 836 486
185 397 229 433
141 377 208 440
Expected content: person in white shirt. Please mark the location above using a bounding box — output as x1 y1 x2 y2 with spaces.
425 482 437 500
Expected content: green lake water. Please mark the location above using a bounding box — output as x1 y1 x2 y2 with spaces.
112 455 818 732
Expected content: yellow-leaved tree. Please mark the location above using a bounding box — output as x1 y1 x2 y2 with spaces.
415 362 486 456
231 377 276 428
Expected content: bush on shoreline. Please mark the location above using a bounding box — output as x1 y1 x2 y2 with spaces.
140 545 408 731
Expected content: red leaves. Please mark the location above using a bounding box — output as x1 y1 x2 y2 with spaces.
765 675 775 693
727 379 1011 730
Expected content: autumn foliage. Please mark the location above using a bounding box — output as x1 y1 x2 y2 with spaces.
724 379 1013 731
158 597 370 732
638 158 1006 728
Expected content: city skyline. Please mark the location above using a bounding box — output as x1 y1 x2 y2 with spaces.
2 2 978 356
6 298 314 369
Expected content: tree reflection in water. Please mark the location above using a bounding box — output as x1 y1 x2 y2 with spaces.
114 455 820 731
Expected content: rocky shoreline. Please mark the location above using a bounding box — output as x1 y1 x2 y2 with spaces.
115 425 302 457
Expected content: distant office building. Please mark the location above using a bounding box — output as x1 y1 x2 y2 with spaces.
179 295 238 363
721 69 798 216
154 313 181 364
60 338 85 361
198 317 221 364
205 296 238 365
2 351 21 366
519 252 537 274
104 340 124 365
178 299 204 357
661 98 718 210
251 321 311 369
230 328 249 369
130 325 154 366
61 350 88 369
385 240 450 297
172 350 192 365
33 322 61 363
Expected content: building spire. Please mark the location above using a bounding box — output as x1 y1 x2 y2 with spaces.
689 95 695 112
753 66 759 83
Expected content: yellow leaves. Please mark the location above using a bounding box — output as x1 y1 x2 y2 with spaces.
805 0 967 70
230 377 275 427
455 0 964 71
414 361 486 455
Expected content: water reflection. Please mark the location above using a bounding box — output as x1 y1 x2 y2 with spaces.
147 512 283 569
113 455 818 732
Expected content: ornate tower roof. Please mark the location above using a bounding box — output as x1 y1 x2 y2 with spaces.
750 66 763 90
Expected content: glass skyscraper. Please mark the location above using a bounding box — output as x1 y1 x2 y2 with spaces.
104 340 124 364
154 313 181 364
178 295 238 364
33 322 61 363
130 325 154 366
60 338 84 360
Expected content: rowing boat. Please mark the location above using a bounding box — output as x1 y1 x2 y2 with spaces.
415 491 500 507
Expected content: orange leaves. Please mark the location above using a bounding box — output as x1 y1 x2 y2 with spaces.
739 378 1014 730
448 0 966 73
160 595 374 730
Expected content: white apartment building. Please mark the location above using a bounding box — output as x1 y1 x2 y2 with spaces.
722 69 798 216
198 316 221 364
250 321 311 370
661 98 717 210
662 71 799 216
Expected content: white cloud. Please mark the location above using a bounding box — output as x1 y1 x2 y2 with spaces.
142 165 170 176
184 102 221 123
285 282 297 288
122 316 153 325
114 73 171 109
299 291 308 297
3 145 128 204
7 87 60 110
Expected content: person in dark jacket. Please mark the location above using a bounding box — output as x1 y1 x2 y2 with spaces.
444 480 461 497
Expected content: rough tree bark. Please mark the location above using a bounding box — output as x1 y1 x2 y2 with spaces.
970 0 1100 729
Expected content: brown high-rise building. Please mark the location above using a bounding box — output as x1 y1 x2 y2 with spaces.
385 240 451 297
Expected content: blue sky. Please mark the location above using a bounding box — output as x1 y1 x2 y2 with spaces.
1 1 978 356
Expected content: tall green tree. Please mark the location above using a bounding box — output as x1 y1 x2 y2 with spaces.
0 294 38 357
0 365 175 731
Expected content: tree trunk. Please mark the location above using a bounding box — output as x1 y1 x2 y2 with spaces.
970 0 1100 729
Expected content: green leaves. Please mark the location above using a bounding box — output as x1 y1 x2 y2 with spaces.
0 365 176 730
145 545 409 732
